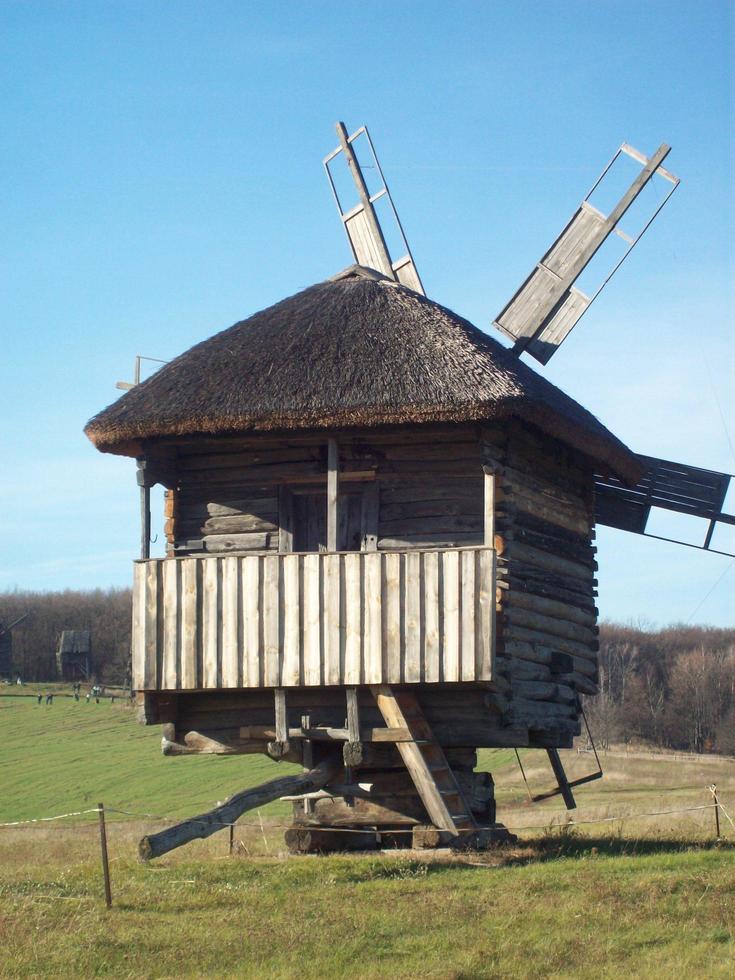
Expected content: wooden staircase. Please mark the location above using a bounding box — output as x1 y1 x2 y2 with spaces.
371 686 477 836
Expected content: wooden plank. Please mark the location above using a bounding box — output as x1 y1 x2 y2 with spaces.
132 563 145 689
204 532 271 553
202 558 220 688
303 553 322 685
221 556 240 687
484 470 496 547
423 551 440 683
263 555 280 686
323 553 342 686
143 561 160 690
363 551 382 683
343 553 362 684
460 549 476 682
327 438 338 552
442 550 460 682
161 559 179 690
478 548 494 681
180 559 199 689
281 554 301 686
383 551 402 683
241 555 261 687
403 551 421 683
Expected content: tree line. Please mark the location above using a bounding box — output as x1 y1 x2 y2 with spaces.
587 622 735 756
0 588 132 685
2 588 733 755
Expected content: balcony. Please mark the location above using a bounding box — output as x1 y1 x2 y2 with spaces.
132 547 495 690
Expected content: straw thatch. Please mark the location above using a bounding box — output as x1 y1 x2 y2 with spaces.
85 267 640 482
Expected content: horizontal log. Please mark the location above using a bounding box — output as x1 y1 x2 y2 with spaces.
285 827 379 853
379 515 482 536
509 659 553 682
377 533 481 549
498 558 598 592
512 679 561 702
507 524 594 564
139 759 338 860
503 623 598 663
199 515 277 535
380 484 482 506
557 671 598 696
202 532 274 553
502 542 596 581
504 606 598 646
179 448 323 471
499 575 598 626
500 639 553 666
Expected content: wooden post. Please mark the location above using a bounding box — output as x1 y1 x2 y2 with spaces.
228 821 235 856
710 784 721 840
97 802 112 909
327 438 338 552
268 688 290 759
136 460 151 560
483 467 496 547
344 687 363 768
546 749 577 810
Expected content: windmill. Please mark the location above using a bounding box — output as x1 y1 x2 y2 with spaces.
324 122 734 561
0 613 29 680
86 121 734 857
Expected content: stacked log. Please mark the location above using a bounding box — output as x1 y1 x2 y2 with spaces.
484 420 597 744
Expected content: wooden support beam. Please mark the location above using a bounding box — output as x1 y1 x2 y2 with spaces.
546 748 577 810
344 687 363 767
139 759 337 861
267 688 290 760
327 438 338 552
483 467 496 548
136 460 151 560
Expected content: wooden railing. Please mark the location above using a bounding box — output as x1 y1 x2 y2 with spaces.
132 547 495 690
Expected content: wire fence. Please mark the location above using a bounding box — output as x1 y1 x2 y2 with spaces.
2 788 732 909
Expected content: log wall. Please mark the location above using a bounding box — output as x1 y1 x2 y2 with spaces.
143 420 599 747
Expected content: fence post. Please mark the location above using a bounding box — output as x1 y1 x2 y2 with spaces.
97 802 112 908
229 821 234 856
709 785 721 841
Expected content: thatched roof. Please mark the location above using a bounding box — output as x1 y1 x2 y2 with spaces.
85 266 640 482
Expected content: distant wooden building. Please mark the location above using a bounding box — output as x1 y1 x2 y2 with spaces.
85 266 641 852
56 630 91 681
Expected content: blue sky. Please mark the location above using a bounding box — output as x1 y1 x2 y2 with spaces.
1 0 733 625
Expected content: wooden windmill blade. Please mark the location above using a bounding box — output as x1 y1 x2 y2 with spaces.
324 122 425 295
595 456 735 556
494 143 680 364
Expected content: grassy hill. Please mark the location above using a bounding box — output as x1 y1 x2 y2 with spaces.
3 683 734 839
0 688 297 824
3 685 735 978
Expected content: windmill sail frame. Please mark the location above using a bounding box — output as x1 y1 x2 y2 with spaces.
595 455 734 557
324 122 425 295
494 143 680 364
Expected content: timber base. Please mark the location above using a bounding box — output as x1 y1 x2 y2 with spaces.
284 756 515 854
283 823 516 854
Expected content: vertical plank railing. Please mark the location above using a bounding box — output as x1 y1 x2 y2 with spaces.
132 548 495 690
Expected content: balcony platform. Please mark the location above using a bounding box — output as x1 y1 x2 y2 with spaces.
132 546 495 690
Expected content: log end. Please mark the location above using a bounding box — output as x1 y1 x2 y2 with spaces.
138 836 154 863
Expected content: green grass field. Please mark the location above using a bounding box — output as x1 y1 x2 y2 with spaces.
2 686 734 978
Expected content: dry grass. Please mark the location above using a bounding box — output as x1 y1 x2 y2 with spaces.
3 692 735 977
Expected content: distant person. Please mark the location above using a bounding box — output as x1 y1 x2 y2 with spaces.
45 693 51 705
37 693 42 705
85 693 91 703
